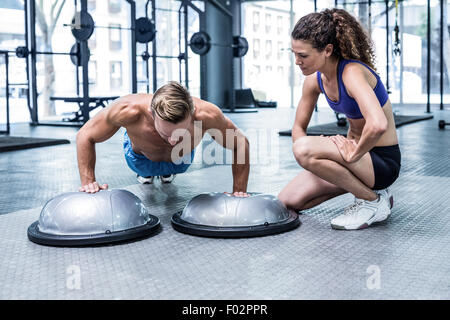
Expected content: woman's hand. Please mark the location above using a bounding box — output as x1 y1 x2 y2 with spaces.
329 135 359 163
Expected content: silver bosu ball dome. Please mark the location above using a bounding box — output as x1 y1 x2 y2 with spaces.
27 189 160 246
171 192 300 237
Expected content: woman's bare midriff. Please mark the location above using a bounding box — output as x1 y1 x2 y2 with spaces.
347 102 399 147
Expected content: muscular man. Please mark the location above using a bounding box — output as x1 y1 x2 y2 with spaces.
76 81 250 195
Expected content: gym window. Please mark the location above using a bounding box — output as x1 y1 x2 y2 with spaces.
108 0 121 14
109 24 122 51
110 61 122 89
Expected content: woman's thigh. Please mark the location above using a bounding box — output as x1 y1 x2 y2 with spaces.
293 136 375 189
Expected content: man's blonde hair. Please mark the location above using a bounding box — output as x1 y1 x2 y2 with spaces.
150 81 194 123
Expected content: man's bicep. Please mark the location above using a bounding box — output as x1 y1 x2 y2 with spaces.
79 108 121 143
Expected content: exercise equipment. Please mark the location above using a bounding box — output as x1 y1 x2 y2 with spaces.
171 192 300 238
70 11 95 41
69 43 90 67
66 11 156 43
189 31 249 58
393 0 401 56
438 120 449 129
27 189 160 246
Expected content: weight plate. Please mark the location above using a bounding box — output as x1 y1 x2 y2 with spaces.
189 31 211 56
71 11 95 41
135 17 156 43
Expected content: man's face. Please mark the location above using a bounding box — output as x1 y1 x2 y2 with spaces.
153 113 193 147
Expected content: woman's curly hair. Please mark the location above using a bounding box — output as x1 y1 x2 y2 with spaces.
291 8 376 70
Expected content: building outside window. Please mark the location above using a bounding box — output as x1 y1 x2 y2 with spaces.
265 13 271 33
108 0 121 14
277 15 283 35
277 41 284 60
253 11 260 32
253 38 260 59
110 61 122 88
88 0 96 12
109 24 122 50
89 60 97 85
265 40 272 59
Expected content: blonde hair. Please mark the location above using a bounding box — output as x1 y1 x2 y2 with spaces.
151 81 194 123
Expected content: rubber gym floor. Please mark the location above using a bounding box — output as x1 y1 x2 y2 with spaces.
0 106 449 299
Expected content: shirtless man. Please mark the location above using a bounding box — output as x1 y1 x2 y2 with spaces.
76 81 250 195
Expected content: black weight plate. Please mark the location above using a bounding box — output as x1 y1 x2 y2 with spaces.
135 17 156 43
71 11 95 41
189 31 211 56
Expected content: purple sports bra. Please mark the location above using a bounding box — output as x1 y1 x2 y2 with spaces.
316 59 389 119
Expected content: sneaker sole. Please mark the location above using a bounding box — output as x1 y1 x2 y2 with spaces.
331 212 391 230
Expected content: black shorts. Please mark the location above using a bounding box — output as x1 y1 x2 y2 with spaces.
369 144 401 190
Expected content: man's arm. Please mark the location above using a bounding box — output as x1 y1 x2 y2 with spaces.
199 101 250 194
76 95 141 192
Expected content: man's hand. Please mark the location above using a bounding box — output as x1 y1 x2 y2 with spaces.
79 181 108 193
224 191 251 197
329 135 359 163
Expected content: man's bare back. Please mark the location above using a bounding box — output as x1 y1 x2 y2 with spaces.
76 88 250 194
113 93 209 162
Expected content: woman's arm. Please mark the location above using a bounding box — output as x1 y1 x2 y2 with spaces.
292 74 321 142
341 64 388 162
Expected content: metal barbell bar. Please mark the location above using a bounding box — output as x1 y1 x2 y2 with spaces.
65 12 155 44
189 31 249 58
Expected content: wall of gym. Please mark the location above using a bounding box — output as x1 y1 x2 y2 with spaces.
0 0 449 130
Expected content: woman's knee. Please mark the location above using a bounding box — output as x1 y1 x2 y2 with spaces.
293 137 316 168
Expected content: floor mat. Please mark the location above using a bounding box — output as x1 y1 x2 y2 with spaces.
278 114 434 136
0 136 70 152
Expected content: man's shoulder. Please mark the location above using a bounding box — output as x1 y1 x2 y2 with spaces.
192 97 223 123
107 94 152 126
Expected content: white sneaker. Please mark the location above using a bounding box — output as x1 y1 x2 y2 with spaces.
331 195 391 230
376 187 394 209
137 175 155 184
159 174 176 183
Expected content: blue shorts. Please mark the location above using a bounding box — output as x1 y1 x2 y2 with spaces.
123 131 195 177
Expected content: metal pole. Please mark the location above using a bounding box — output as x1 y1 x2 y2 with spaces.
399 0 403 104
152 0 157 92
314 0 317 12
127 0 137 93
178 3 182 85
440 0 444 110
81 0 90 122
5 53 10 134
27 0 38 124
24 0 31 121
290 0 294 109
184 3 189 89
145 1 150 93
385 0 390 93
426 0 431 113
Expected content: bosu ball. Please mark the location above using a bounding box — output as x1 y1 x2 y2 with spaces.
27 189 160 246
171 192 300 238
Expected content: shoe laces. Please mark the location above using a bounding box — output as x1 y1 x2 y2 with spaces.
343 199 364 216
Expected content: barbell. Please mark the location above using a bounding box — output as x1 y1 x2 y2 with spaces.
15 44 89 67
66 11 156 43
189 31 249 58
